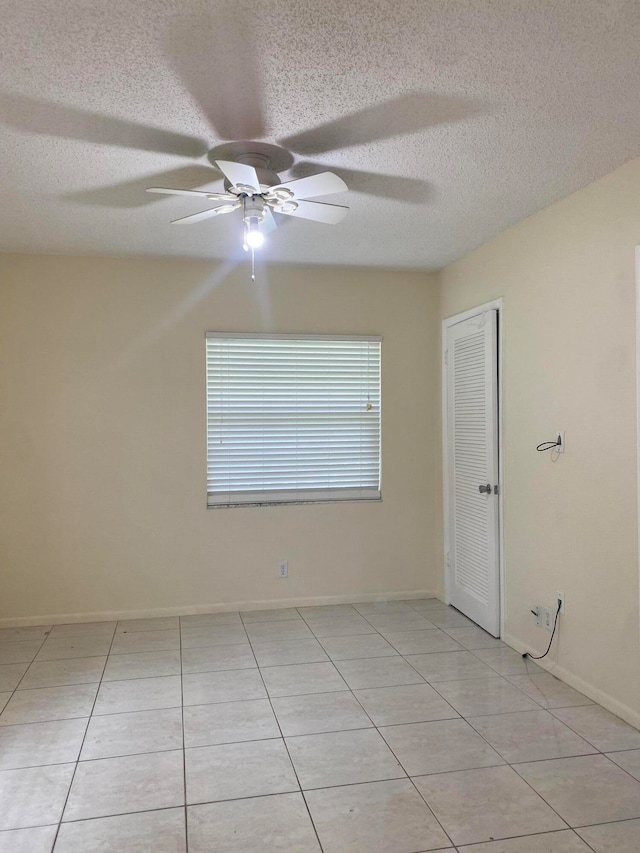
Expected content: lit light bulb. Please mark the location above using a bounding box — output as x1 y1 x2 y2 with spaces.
245 218 264 249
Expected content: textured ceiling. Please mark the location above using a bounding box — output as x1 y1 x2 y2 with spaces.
1 0 640 269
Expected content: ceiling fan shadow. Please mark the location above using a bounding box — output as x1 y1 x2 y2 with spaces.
164 6 266 142
0 91 207 157
280 91 482 155
62 165 223 208
291 161 431 204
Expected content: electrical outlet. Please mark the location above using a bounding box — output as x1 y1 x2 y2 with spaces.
556 431 565 453
543 606 554 631
278 561 288 578
556 592 565 615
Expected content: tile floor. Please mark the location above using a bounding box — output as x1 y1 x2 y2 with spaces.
1 599 640 851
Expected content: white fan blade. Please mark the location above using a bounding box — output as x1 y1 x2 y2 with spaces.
270 172 347 200
171 202 240 224
274 199 349 225
262 206 278 234
215 160 261 193
147 187 232 201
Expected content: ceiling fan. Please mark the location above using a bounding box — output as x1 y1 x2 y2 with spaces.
0 6 477 269
146 152 349 255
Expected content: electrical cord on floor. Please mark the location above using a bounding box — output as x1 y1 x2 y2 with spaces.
522 599 562 660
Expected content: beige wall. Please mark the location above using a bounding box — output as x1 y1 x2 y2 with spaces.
0 255 440 622
438 157 640 722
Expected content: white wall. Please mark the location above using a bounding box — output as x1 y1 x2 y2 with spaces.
0 255 440 623
438 157 640 723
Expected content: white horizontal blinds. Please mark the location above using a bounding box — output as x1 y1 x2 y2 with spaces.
206 334 381 506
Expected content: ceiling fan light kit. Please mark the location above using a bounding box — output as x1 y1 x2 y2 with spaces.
147 150 349 279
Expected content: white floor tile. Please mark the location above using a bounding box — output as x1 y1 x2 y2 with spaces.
457 830 592 851
0 627 51 644
507 673 593 709
406 650 497 682
93 675 182 715
54 808 186 853
180 612 241 628
35 638 111 662
0 663 29 691
241 608 302 622
0 763 75 830
186 738 298 803
0 641 43 664
354 682 459 725
63 750 184 821
0 717 87 770
246 621 314 642
380 718 505 775
187 793 321 852
272 690 373 737
576 818 640 852
305 616 377 637
80 706 183 760
551 704 640 752
434 676 541 716
109 629 180 655
414 764 566 846
286 728 404 789
383 630 463 655
305 778 450 853
515 754 640 826
468 710 598 763
102 650 181 681
334 656 424 689
319 633 398 660
261 662 347 698
180 625 249 649
472 646 542 677
183 669 267 705
48 622 115 639
607 748 640 780
251 638 328 667
116 617 179 633
0 825 58 853
183 698 279 747
182 643 256 673
18 657 106 689
0 683 97 725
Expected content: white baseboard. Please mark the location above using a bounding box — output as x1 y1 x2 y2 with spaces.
0 589 438 629
504 631 640 731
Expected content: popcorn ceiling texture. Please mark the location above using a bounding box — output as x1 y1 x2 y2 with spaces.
1 0 639 268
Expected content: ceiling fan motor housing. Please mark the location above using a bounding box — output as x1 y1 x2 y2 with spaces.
231 152 280 191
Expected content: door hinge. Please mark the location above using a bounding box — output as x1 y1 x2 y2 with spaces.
494 484 500 495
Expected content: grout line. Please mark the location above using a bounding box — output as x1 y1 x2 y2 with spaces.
338 658 457 849
178 615 189 852
244 608 326 853
5 630 55 702
49 619 116 850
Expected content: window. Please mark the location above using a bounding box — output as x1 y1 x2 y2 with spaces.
206 333 382 507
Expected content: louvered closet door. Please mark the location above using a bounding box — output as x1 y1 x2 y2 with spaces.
446 309 500 636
